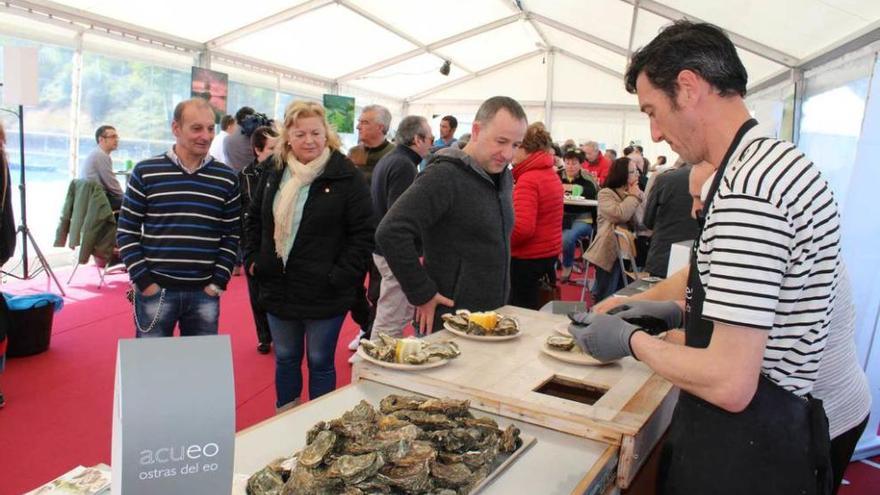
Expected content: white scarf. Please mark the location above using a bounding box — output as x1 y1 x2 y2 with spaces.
273 147 331 262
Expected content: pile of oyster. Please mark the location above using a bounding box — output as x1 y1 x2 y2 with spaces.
247 395 522 495
360 333 461 365
441 311 519 336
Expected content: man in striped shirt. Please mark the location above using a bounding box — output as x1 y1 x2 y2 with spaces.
118 98 240 338
569 21 866 494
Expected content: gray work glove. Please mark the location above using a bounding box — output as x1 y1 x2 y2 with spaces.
606 300 684 335
567 312 644 362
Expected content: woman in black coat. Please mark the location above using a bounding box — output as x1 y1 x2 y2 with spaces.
243 101 373 410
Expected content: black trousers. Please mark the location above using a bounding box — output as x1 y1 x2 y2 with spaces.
591 261 625 303
509 257 557 310
830 415 869 495
350 258 381 338
245 270 272 345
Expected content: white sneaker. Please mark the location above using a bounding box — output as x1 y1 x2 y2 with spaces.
347 330 365 351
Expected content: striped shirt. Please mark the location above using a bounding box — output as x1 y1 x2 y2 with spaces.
698 126 841 396
117 150 241 291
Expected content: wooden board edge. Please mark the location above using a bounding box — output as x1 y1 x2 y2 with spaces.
616 387 679 488
572 443 619 495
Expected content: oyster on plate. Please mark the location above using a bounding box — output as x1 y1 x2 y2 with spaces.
248 394 524 494
360 334 460 365
441 310 520 336
546 335 577 352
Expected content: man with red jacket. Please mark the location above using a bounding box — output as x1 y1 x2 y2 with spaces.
580 140 611 185
510 123 563 309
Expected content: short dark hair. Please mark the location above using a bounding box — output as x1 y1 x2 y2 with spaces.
605 149 618 159
220 115 235 131
250 125 278 153
563 149 581 161
235 106 256 125
623 146 635 156
604 157 633 189
474 96 527 125
441 115 458 130
95 125 115 143
625 20 748 101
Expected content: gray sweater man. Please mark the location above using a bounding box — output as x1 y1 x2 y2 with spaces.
376 97 527 333
79 125 123 210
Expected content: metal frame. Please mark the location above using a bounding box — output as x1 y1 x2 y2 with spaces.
336 13 523 82
338 0 475 74
205 0 334 49
555 47 624 80
620 0 798 67
545 49 554 127
528 12 628 57
626 0 640 58
405 49 543 102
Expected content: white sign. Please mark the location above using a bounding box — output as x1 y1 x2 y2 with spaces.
111 336 235 494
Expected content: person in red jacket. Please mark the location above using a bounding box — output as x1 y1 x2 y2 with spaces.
581 140 611 185
510 123 564 309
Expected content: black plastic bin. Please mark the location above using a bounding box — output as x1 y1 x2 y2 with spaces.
6 303 54 357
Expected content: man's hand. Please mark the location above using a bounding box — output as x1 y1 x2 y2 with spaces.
204 285 222 297
567 313 644 362
415 293 455 334
141 283 161 297
606 300 684 335
592 295 628 314
248 262 256 276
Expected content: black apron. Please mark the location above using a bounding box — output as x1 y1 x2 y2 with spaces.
658 119 832 495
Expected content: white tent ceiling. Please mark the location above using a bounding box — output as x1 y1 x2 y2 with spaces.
4 0 880 110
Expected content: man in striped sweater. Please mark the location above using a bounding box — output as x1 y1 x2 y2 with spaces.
118 98 240 338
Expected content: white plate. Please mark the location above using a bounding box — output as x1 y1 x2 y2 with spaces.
540 341 614 366
554 321 573 336
356 347 451 370
442 322 521 341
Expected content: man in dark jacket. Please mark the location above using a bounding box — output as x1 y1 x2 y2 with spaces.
369 116 433 340
642 163 699 277
240 126 278 354
376 96 528 333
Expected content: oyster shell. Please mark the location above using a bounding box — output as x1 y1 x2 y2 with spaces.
442 310 520 336
326 452 385 485
429 460 473 488
380 394 426 414
298 430 337 468
500 424 522 453
282 464 341 495
495 316 520 335
546 335 576 351
246 466 285 495
361 334 459 365
418 397 470 417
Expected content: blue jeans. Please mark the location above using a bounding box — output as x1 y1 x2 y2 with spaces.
134 288 219 338
562 222 594 268
267 313 345 408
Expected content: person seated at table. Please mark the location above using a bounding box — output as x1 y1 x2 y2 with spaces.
509 122 563 309
559 149 598 283
584 157 643 302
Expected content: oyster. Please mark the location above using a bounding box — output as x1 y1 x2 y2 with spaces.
380 394 426 413
430 460 473 488
326 452 385 485
546 335 576 351
418 397 470 417
298 430 337 468
392 410 459 430
360 334 460 365
246 466 284 495
441 310 520 336
282 464 341 495
376 458 433 493
500 425 522 453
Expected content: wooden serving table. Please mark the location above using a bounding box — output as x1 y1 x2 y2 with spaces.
353 306 678 489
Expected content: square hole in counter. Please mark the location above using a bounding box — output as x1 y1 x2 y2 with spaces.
534 375 608 405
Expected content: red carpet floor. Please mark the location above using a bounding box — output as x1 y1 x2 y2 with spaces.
0 266 877 494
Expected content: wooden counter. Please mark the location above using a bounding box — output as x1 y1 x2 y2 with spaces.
353 305 677 489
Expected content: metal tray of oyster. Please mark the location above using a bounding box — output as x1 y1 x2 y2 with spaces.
245 394 535 494
357 333 461 370
440 310 521 341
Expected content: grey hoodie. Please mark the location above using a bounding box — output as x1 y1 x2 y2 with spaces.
376 147 514 330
